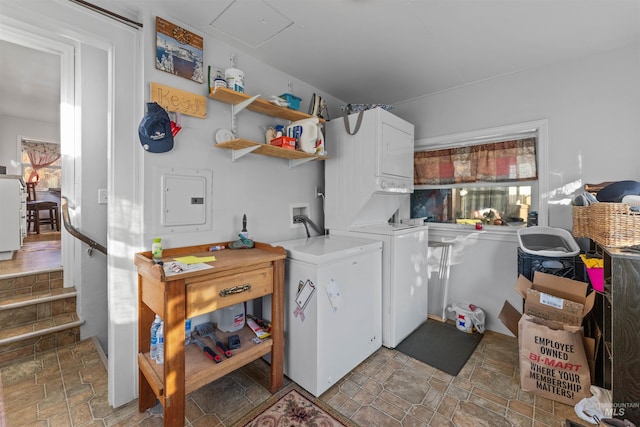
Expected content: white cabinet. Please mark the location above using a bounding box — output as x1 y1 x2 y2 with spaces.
0 176 26 260
263 235 383 397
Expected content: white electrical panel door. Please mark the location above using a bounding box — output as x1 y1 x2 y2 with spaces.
161 174 206 226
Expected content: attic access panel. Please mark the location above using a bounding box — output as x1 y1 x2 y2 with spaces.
209 0 293 48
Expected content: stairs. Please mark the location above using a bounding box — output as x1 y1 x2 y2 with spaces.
0 268 83 367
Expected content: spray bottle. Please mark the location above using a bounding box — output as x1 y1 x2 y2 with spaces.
240 214 249 239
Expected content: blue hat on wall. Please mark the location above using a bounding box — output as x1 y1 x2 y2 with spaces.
138 102 174 153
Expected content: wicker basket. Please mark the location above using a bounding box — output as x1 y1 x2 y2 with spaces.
572 203 640 247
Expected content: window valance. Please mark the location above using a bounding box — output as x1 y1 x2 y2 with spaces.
414 138 537 185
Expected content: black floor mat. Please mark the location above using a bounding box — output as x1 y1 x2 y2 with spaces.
395 319 483 376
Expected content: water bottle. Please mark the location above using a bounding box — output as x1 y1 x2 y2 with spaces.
152 238 163 263
149 314 162 361
156 320 164 365
185 318 192 345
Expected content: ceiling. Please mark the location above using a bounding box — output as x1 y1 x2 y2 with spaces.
2 0 639 123
0 39 60 124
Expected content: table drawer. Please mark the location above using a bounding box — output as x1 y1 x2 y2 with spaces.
186 267 273 318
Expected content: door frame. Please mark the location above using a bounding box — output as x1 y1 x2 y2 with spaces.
1 20 76 287
1 1 144 407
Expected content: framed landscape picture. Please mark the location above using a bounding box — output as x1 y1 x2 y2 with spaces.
156 17 204 83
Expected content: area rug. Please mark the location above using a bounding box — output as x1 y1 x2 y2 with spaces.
233 383 358 427
396 319 483 376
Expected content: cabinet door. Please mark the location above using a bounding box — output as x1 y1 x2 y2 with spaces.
611 256 640 423
389 230 430 346
0 179 22 252
377 109 414 180
316 248 382 391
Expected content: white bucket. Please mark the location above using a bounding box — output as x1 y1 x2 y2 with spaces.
214 303 245 333
225 68 244 93
447 302 485 333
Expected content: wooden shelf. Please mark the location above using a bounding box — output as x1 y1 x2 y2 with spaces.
138 325 273 398
209 88 328 167
215 139 328 168
208 87 325 123
135 242 286 427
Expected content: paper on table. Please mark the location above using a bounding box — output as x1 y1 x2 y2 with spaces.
173 255 216 264
164 261 214 276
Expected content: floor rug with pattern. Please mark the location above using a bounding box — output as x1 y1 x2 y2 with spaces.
233 383 357 427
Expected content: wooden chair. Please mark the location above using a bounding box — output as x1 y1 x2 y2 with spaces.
26 182 60 234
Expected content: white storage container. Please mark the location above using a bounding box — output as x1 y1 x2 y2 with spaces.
517 226 580 257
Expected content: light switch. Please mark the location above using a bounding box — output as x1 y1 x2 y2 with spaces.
98 188 108 205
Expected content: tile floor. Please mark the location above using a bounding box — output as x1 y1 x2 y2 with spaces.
0 329 588 426
0 231 586 426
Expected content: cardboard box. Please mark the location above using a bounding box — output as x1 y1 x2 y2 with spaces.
499 271 599 406
515 271 595 326
270 136 296 150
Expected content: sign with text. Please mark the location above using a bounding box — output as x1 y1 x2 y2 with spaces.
150 82 207 118
518 315 591 406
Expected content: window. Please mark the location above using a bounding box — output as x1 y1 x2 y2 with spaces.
412 120 548 228
21 139 61 190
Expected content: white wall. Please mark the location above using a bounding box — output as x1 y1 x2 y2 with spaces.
138 7 343 250
77 43 108 351
395 42 640 335
0 115 58 175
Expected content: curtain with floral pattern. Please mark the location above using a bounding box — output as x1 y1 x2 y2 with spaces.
22 141 61 183
414 138 537 185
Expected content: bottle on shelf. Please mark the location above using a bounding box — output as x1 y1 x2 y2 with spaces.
185 318 192 346
149 314 162 361
156 320 164 365
216 303 246 333
152 238 163 263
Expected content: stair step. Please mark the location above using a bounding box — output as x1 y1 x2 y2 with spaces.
0 287 78 330
0 313 84 367
0 312 84 346
0 287 77 310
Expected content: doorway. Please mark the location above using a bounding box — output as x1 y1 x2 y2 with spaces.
0 39 64 269
0 19 111 354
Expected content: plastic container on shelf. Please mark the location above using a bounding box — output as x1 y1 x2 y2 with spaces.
156 320 164 365
149 314 162 361
225 68 244 92
215 303 246 333
152 238 163 261
185 318 192 345
279 93 301 111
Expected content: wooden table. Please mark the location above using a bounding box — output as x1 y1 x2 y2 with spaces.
134 242 286 426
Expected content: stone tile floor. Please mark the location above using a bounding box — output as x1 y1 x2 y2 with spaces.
0 331 588 426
